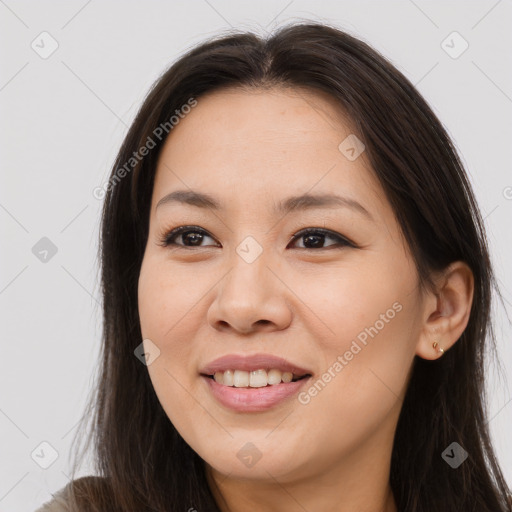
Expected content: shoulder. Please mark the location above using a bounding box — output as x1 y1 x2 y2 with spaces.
34 476 108 512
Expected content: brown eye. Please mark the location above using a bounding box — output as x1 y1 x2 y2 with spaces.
288 228 354 250
160 226 218 248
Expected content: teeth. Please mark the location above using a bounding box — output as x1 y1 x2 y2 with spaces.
267 368 282 385
222 370 234 386
211 368 303 387
233 370 249 387
249 369 267 388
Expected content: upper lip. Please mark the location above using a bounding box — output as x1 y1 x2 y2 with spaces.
200 353 313 377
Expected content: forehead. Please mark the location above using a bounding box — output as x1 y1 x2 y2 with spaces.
152 86 383 217
164 85 354 146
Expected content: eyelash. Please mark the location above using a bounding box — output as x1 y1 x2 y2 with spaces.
157 225 356 251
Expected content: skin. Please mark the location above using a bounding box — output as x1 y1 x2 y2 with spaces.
137 87 474 512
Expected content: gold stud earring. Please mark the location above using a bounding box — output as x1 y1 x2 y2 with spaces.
433 341 444 355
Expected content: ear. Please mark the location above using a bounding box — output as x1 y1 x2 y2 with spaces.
415 261 474 360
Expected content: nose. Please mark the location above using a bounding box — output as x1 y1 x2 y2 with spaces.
207 251 292 335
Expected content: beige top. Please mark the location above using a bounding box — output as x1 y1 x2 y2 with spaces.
34 484 71 512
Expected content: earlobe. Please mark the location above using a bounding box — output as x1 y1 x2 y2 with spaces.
432 341 444 355
415 261 474 360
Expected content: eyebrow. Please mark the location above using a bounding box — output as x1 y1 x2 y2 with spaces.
156 189 373 220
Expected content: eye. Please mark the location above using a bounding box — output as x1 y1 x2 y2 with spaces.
158 225 218 248
158 225 355 251
287 228 354 250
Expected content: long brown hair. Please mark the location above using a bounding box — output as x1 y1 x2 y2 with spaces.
66 21 511 511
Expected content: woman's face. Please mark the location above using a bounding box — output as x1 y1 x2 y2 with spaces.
138 87 428 484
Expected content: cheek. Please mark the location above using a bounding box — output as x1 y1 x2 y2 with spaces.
293 313 416 462
299 260 419 419
312 259 414 350
137 256 207 419
138 256 204 342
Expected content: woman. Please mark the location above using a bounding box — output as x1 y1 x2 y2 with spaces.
36 21 511 512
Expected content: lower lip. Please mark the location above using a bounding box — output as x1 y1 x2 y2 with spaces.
201 375 311 412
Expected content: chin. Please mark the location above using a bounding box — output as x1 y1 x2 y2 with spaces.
200 439 310 482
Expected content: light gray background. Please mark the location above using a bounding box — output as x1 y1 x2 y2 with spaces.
1 1 511 510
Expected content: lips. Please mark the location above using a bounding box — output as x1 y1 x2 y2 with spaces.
199 353 312 378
